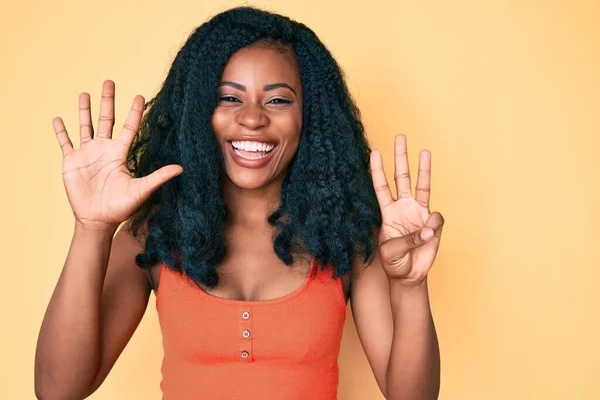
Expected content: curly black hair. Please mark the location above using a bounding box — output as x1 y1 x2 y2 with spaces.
126 6 382 289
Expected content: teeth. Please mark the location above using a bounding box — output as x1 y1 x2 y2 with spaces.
233 148 270 160
231 140 275 152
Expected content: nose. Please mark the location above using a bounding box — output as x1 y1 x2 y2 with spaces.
234 102 269 130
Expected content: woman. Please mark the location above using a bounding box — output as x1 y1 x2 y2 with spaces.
35 6 444 400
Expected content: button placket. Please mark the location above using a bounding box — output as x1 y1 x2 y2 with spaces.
238 305 253 362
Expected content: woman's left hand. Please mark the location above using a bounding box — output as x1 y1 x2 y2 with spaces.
370 134 445 286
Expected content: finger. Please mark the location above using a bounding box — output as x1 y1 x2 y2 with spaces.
424 212 445 235
394 134 412 199
97 80 115 139
79 92 94 143
370 149 394 208
132 165 184 203
52 117 74 157
415 150 431 209
116 95 145 152
379 228 430 265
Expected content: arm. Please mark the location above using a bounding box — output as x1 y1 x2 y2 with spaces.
358 135 444 399
386 278 440 400
351 253 440 400
34 220 151 399
350 252 392 397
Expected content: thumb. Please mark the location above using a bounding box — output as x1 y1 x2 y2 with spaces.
135 164 183 201
407 227 434 248
424 212 445 238
379 228 433 265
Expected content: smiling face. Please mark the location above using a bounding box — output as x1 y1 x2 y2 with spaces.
211 42 303 191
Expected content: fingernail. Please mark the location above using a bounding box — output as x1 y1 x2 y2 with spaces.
421 228 433 240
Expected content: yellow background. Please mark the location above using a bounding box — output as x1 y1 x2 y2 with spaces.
1 0 598 399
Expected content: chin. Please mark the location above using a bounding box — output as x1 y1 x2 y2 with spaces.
224 170 272 190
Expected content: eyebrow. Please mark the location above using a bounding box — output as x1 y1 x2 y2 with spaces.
219 81 296 96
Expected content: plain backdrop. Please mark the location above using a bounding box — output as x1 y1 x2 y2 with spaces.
1 0 599 399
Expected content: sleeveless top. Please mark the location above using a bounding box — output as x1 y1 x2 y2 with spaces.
155 257 347 400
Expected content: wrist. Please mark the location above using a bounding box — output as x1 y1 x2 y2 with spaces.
388 277 432 315
389 276 428 291
388 277 430 305
74 219 119 236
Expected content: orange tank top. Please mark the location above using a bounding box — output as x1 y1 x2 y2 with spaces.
155 257 347 400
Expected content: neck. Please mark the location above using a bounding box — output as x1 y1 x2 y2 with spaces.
222 175 284 229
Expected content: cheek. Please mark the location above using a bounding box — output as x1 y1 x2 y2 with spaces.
292 115 303 147
281 118 302 160
211 110 228 137
285 110 302 142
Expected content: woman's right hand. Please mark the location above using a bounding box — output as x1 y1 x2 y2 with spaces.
53 80 183 232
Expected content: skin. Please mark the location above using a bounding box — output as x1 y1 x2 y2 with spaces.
356 138 444 399
35 45 353 400
147 43 353 301
37 41 442 400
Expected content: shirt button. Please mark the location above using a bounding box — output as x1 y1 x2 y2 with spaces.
241 351 249 358
242 330 251 338
242 311 250 319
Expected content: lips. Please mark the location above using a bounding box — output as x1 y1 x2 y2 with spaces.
226 140 278 168
229 141 276 158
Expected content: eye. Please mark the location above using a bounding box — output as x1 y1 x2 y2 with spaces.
219 96 240 103
267 98 292 105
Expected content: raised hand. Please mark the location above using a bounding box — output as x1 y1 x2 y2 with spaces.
370 134 445 285
53 80 183 231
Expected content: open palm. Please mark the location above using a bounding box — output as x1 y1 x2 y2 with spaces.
53 80 184 231
370 134 444 283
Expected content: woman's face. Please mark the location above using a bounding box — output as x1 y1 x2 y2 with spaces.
211 43 303 190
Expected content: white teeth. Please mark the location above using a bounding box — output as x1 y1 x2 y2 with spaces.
233 148 270 160
231 140 275 152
